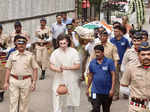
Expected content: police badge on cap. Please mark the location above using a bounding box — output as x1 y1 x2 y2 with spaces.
138 42 150 52
14 21 22 27
15 35 27 44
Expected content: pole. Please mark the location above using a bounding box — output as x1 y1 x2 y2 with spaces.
77 0 79 18
85 0 87 21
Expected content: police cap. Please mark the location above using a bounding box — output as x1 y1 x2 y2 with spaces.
100 30 108 35
14 35 27 44
138 42 150 52
133 31 143 40
67 24 73 30
14 21 22 27
40 17 47 22
141 30 148 37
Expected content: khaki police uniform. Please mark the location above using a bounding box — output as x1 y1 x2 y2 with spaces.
121 46 139 72
35 26 51 70
66 24 80 50
89 42 119 60
6 50 38 112
9 31 30 48
0 33 9 93
121 62 150 112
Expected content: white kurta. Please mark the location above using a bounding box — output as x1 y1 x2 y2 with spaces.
50 47 81 108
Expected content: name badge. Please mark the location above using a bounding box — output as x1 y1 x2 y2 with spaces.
92 93 96 99
121 42 125 46
102 66 108 71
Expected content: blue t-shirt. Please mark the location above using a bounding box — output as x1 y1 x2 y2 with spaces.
110 37 130 64
7 47 16 59
89 57 115 95
62 18 72 25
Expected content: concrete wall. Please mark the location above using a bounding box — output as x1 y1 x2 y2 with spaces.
0 0 75 39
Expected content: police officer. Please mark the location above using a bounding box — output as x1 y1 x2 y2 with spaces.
121 31 143 72
141 30 149 42
4 35 38 112
35 17 52 80
66 24 80 49
121 31 143 99
0 24 9 102
9 21 30 48
121 42 150 112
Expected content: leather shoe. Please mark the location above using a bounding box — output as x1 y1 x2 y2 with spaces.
0 92 4 102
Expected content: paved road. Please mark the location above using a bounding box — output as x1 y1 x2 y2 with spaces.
0 69 129 112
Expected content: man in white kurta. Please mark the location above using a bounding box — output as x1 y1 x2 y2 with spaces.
50 35 81 112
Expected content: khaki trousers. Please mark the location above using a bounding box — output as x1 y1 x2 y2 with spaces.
114 65 121 97
9 76 31 112
36 45 49 70
0 68 6 92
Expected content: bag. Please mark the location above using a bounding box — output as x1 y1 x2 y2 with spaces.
56 84 68 95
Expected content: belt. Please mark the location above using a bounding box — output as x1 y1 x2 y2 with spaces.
130 97 149 109
37 42 47 47
38 43 45 46
11 74 31 80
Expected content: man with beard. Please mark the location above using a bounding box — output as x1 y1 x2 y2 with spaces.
121 42 150 112
9 21 30 48
4 36 38 112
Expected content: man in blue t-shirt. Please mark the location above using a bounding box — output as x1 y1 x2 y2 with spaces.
61 12 72 25
110 25 130 65
87 45 115 112
110 25 130 100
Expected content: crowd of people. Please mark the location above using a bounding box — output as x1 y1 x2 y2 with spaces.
0 11 150 112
